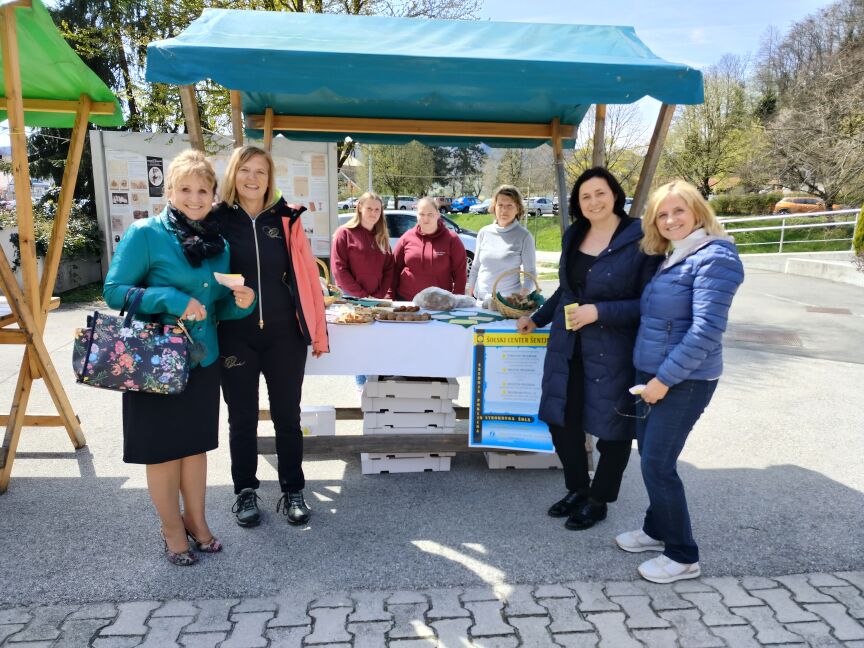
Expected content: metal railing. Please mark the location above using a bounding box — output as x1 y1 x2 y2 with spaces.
720 208 859 253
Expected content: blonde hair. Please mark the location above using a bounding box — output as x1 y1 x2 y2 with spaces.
164 149 217 196
220 145 276 208
490 184 525 221
417 196 441 214
342 191 390 253
641 181 728 255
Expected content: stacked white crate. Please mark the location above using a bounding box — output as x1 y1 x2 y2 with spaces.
484 451 563 470
360 376 458 474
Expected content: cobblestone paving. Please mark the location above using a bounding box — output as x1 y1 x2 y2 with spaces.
2 572 863 647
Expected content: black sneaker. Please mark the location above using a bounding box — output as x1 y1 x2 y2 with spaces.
232 488 261 527
277 490 311 526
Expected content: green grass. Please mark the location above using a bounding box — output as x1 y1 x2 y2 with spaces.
59 281 105 304
451 213 565 252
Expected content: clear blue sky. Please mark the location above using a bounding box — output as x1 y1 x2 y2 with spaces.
480 0 831 70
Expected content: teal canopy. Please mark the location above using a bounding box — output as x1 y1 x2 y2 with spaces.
146 10 703 147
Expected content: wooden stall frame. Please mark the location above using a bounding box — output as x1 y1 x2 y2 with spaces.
0 2 103 492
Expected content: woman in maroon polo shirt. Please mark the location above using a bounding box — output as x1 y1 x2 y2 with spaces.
330 191 394 299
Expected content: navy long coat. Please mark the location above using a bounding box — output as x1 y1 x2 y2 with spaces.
532 218 661 440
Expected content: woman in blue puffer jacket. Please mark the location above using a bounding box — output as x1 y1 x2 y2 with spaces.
517 168 660 532
614 181 744 585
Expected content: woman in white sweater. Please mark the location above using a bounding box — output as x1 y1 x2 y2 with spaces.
467 185 537 304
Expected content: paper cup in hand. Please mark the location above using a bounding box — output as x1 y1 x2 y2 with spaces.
629 384 646 395
214 272 245 288
564 303 580 330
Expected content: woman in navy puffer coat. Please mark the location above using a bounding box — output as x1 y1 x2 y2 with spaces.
518 168 660 531
614 181 744 585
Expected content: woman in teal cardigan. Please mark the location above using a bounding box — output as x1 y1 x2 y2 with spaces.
104 150 256 566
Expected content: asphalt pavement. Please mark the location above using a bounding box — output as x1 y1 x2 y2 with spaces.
0 266 862 627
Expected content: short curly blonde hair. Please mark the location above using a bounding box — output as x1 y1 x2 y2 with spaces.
641 181 728 255
164 149 217 195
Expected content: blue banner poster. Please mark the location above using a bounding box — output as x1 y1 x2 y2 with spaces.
469 328 554 452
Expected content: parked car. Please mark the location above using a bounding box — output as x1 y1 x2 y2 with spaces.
432 195 452 214
772 197 840 214
450 196 479 213
468 198 492 214
337 197 358 210
386 195 418 210
624 197 633 214
336 210 477 275
525 196 555 216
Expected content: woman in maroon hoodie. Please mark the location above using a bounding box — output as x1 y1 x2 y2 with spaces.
331 192 394 298
393 197 466 301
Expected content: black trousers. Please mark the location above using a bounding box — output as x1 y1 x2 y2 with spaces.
219 317 308 494
547 352 632 503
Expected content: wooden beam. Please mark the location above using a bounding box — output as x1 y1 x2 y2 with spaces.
2 5 42 377
229 90 244 148
263 107 274 152
0 354 33 485
0 330 27 344
260 406 469 421
39 95 91 312
551 117 569 237
592 104 606 168
179 84 205 152
0 414 65 427
630 103 676 219
258 433 487 457
246 113 577 141
0 97 115 115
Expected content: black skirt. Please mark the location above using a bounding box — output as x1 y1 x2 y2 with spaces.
122 361 220 464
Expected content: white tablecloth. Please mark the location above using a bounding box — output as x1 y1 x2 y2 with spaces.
306 316 520 377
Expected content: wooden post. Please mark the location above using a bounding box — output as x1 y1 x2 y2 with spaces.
179 84 205 152
592 104 606 168
551 118 569 237
230 90 244 148
630 103 675 219
39 95 91 312
2 5 41 378
263 107 274 152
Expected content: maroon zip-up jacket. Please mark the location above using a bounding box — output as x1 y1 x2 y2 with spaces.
393 221 466 301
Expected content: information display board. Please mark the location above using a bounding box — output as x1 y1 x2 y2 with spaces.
469 328 554 452
90 131 338 272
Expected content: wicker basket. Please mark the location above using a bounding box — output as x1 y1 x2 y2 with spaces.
316 258 341 306
492 269 542 319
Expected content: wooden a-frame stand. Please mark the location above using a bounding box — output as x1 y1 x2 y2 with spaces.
0 1 116 493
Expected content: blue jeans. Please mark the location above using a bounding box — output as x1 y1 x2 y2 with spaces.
636 371 718 564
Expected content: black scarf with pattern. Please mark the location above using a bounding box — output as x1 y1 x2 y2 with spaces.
166 204 225 267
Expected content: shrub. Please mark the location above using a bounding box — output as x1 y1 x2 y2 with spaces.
710 193 784 216
0 188 102 269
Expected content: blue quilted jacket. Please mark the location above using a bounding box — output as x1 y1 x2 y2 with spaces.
633 238 744 386
532 218 661 439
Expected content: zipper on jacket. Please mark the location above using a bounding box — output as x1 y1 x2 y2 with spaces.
248 211 266 329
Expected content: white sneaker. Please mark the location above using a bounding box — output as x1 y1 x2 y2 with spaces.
615 529 665 553
637 555 701 584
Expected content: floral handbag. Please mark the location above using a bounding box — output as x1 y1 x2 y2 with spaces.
72 288 192 395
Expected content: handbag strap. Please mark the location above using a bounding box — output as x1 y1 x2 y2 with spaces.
120 288 145 328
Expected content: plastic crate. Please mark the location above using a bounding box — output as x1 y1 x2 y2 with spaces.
364 376 459 400
484 451 562 470
361 394 454 414
360 452 452 474
363 410 456 430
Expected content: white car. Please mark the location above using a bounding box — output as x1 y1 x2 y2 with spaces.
468 198 492 214
525 196 555 216
337 197 358 210
386 196 418 210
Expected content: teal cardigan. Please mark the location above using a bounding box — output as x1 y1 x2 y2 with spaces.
103 212 256 368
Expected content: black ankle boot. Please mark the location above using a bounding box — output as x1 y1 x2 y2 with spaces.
565 499 607 530
548 490 588 518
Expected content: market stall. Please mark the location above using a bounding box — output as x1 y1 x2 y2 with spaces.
144 9 704 458
0 0 123 492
